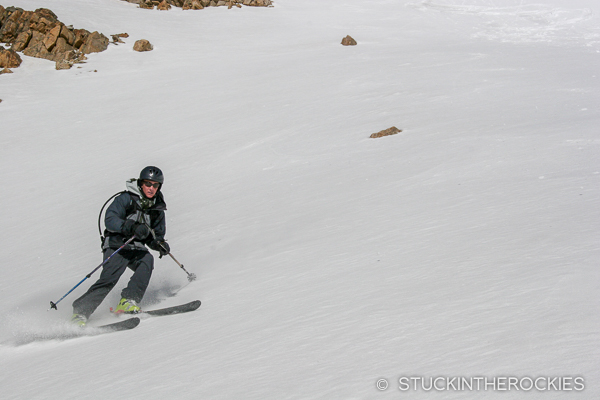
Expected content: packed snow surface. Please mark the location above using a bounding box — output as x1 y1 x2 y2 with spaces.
1 0 599 399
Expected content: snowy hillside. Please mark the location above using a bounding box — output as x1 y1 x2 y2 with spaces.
1 0 599 399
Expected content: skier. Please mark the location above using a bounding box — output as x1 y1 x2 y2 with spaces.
71 166 171 327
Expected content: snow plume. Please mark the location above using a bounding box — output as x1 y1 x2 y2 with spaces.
1 309 84 346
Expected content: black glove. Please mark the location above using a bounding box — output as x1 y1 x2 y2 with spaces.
121 220 136 236
150 239 170 257
133 224 150 239
121 220 150 240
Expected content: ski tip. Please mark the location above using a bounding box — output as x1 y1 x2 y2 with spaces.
98 317 141 332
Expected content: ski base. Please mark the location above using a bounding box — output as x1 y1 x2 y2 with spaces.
96 317 141 332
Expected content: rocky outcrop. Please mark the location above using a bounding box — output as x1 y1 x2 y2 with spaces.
370 126 402 139
1 2 274 72
123 0 273 10
0 6 109 70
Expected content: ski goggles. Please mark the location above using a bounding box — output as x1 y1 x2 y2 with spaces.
141 181 160 188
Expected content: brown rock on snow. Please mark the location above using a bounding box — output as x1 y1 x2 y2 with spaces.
0 47 22 68
133 39 153 52
370 126 402 139
122 0 272 9
157 1 172 10
0 7 108 69
183 0 204 10
341 35 357 46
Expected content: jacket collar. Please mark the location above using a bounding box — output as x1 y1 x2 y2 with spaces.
125 179 167 211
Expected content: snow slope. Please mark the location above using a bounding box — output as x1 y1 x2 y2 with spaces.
1 0 599 399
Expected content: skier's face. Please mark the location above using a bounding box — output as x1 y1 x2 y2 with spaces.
141 180 160 199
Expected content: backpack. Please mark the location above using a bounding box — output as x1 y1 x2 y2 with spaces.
97 191 127 248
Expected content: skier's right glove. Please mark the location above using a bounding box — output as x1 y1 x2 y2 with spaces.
121 220 150 239
150 239 170 257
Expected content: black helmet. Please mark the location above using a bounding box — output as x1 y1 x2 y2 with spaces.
139 166 164 184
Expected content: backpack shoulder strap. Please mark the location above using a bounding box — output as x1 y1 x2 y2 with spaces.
98 191 127 247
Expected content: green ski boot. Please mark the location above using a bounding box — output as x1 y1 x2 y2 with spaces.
115 298 141 314
71 314 87 328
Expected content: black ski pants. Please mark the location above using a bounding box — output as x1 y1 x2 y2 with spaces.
72 249 154 318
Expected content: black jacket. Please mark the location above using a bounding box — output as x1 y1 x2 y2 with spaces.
103 180 167 251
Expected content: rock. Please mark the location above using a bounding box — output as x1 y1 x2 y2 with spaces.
42 24 61 51
0 7 111 69
73 53 87 64
139 0 155 9
79 31 109 54
0 47 22 68
370 126 402 139
0 8 25 43
183 0 204 9
110 33 129 44
52 36 75 57
121 0 271 8
23 31 53 60
157 0 172 10
0 67 13 74
72 29 89 48
35 8 59 22
247 0 273 6
133 39 153 52
12 30 32 52
60 24 76 46
55 58 72 70
112 35 124 44
341 35 357 46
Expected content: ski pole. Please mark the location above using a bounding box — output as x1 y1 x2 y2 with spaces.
49 235 137 311
159 244 197 282
170 252 197 282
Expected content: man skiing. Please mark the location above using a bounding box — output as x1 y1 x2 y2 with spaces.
71 166 171 327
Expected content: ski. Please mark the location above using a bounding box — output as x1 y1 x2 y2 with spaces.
11 318 140 345
95 317 141 332
143 300 201 316
111 300 201 317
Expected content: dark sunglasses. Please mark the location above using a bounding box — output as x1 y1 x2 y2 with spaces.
141 181 160 189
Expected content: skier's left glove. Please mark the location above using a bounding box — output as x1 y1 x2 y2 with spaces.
150 239 170 258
